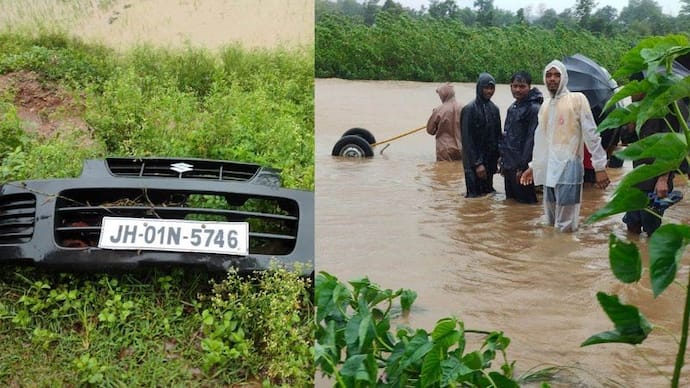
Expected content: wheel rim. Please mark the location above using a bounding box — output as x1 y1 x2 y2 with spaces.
340 144 365 157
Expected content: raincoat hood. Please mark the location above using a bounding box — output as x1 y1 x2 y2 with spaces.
475 72 496 102
543 60 569 98
526 87 544 104
436 83 455 103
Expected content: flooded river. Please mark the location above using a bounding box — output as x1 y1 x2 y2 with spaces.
315 78 690 387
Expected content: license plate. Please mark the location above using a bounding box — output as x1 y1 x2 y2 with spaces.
98 217 249 255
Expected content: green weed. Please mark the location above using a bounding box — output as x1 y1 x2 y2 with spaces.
0 266 313 386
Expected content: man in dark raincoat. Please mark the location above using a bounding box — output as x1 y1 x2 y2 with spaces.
461 73 502 197
499 71 543 204
426 83 463 161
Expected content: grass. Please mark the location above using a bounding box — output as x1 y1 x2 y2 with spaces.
0 266 314 386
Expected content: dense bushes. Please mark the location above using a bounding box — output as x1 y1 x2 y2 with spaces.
316 12 634 84
0 31 314 189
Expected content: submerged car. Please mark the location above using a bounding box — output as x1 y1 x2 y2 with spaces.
0 157 314 275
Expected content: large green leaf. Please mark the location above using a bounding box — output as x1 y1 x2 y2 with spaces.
399 330 434 372
340 353 377 385
483 331 510 352
612 35 689 79
581 292 652 346
638 78 690 129
462 351 483 370
400 289 417 312
648 224 690 297
617 159 682 189
597 103 637 133
384 341 407 384
487 372 520 388
420 344 443 387
440 357 473 386
349 277 394 307
315 321 338 374
614 132 686 162
344 314 364 352
603 81 646 113
315 271 352 322
431 317 460 349
608 234 642 283
587 187 649 223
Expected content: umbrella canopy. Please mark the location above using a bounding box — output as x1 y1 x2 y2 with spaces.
675 53 690 71
563 54 616 112
639 59 690 79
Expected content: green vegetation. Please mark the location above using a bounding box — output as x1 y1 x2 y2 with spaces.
315 272 562 387
316 11 632 83
0 29 314 386
317 0 690 38
316 0 690 84
0 31 314 189
0 265 313 386
584 34 690 388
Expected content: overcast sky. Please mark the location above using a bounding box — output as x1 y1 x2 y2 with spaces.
394 0 681 16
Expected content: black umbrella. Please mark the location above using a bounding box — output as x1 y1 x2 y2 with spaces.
639 59 690 79
563 54 617 112
675 53 690 71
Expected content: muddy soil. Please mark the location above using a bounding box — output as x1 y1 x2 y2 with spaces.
0 71 90 142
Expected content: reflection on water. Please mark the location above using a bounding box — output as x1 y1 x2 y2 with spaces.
316 78 690 387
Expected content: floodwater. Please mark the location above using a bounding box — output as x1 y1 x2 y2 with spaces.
315 78 690 387
0 0 313 51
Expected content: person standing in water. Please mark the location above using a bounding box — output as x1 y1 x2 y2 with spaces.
499 71 543 204
461 73 501 197
520 60 610 232
426 83 463 161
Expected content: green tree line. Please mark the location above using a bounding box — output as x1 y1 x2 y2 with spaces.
316 10 636 83
317 0 690 36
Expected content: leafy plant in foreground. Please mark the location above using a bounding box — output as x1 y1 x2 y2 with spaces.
315 271 522 387
584 34 690 387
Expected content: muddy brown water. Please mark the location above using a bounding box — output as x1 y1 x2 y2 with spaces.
315 78 690 387
0 0 313 51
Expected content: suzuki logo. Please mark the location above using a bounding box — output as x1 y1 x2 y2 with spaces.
170 162 194 174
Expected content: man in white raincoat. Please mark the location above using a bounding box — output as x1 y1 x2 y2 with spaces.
519 60 610 232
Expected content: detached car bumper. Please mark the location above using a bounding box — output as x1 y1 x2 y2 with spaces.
0 157 313 275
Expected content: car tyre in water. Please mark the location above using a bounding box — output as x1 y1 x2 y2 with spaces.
331 135 374 157
342 127 376 144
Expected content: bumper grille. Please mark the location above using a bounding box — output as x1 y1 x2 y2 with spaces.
106 158 263 182
54 188 299 255
0 193 36 244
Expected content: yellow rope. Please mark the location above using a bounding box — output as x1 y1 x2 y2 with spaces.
371 125 426 147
